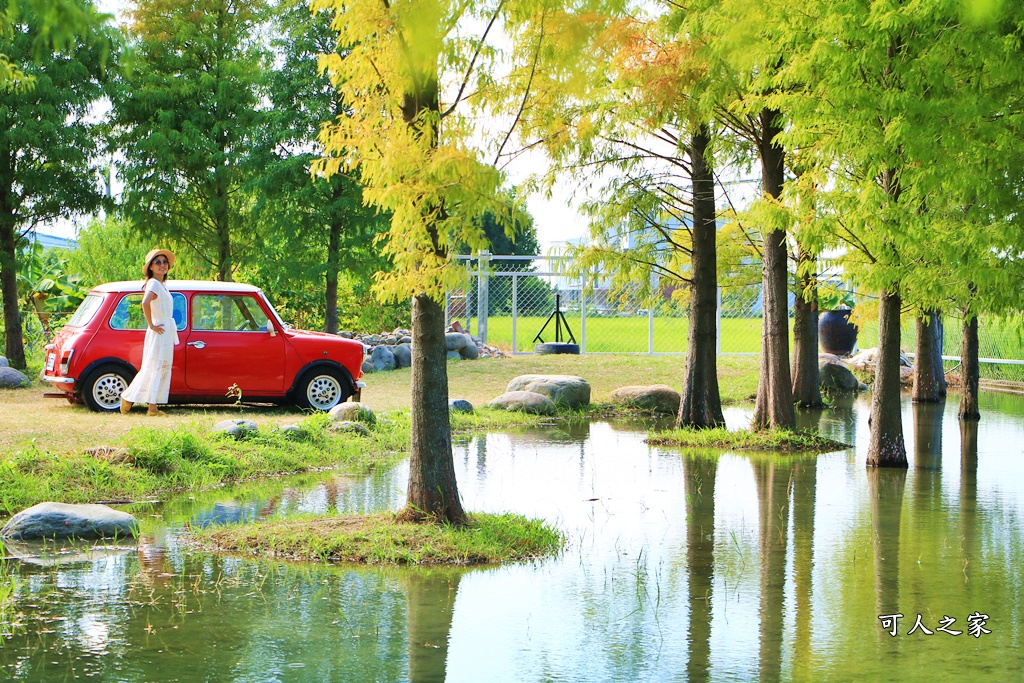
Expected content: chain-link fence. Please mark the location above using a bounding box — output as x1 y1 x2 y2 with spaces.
448 254 1024 381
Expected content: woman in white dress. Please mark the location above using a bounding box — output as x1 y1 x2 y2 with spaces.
120 249 179 416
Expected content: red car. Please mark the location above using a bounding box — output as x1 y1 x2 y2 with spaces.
42 280 366 412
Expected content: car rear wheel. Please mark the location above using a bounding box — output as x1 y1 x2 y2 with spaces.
80 364 134 412
295 368 352 411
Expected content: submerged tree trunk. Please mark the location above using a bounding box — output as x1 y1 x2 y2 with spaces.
791 242 822 408
406 569 462 682
753 107 795 430
399 293 466 524
683 455 716 683
958 313 980 420
755 460 791 682
676 124 724 429
912 310 946 403
866 287 908 467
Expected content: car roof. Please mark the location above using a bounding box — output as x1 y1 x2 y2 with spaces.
92 280 263 294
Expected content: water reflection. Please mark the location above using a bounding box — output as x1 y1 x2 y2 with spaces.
3 393 1024 681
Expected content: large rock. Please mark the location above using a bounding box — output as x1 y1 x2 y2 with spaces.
371 345 397 372
506 375 591 409
0 355 8 367
819 357 861 395
445 332 469 351
609 385 681 415
392 344 412 369
488 391 556 415
211 419 259 439
329 421 371 436
329 401 376 425
1 502 137 541
0 366 30 389
460 340 479 360
449 398 474 414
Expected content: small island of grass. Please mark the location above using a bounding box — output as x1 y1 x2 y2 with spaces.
646 427 850 452
190 512 563 566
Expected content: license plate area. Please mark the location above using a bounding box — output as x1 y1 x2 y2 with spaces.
46 353 56 372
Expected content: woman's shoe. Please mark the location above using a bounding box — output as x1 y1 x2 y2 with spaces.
120 398 133 414
146 408 167 417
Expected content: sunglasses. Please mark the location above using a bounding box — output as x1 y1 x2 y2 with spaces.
152 258 170 265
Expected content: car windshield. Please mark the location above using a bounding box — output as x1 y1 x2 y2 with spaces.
259 291 287 329
65 294 104 327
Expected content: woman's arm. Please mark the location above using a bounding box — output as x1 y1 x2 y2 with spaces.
141 291 165 335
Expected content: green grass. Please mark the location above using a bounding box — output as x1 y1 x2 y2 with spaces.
190 511 564 565
647 427 850 452
0 413 409 515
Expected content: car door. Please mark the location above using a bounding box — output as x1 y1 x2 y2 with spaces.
184 293 285 395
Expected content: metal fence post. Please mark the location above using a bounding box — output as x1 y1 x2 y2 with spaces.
580 270 588 353
511 272 518 354
716 286 722 355
649 272 657 354
477 250 489 344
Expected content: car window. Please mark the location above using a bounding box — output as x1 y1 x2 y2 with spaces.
192 294 271 332
66 294 104 327
109 293 187 331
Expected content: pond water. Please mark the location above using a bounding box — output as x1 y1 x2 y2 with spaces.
2 392 1024 682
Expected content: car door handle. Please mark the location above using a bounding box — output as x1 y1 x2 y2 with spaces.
187 341 206 349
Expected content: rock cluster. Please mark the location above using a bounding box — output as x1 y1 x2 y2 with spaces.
343 327 508 375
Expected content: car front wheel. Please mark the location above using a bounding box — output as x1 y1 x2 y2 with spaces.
295 368 351 411
80 364 134 412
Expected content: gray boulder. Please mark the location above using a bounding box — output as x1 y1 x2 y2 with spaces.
460 340 479 360
819 357 861 395
329 421 371 436
392 344 412 368
399 335 412 345
445 332 468 351
609 384 681 415
278 425 303 439
329 401 376 425
0 366 30 389
488 391 556 415
1 502 137 541
0 355 8 367
449 398 474 414
361 359 374 374
506 375 591 409
371 345 397 372
447 350 462 361
211 419 259 439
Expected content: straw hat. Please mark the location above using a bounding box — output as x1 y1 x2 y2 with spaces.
143 248 175 278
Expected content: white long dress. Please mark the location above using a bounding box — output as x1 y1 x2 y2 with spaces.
121 278 179 405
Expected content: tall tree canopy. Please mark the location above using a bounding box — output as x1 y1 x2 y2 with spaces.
0 0 111 368
111 0 270 281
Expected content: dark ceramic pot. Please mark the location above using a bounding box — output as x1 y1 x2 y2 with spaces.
819 309 858 356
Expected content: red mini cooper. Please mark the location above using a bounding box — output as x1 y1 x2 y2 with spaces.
41 280 366 412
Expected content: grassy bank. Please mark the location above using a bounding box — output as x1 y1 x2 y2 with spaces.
647 427 850 452
191 512 564 566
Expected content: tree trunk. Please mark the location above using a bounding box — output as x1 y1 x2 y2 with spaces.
868 468 907 634
958 313 980 420
325 207 341 335
911 310 946 403
791 459 816 680
866 287 908 467
791 241 822 408
0 131 26 369
398 293 466 524
753 107 795 430
676 124 724 429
